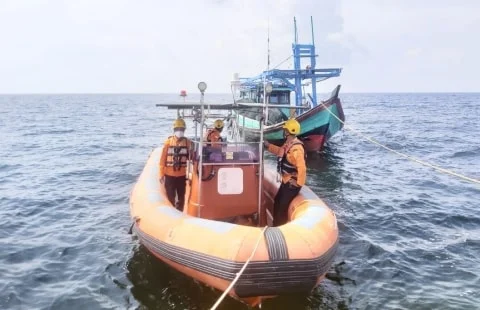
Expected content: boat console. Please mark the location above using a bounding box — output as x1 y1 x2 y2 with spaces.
186 141 261 220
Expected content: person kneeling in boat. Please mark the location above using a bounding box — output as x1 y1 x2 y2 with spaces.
204 119 224 149
264 118 306 227
159 118 193 212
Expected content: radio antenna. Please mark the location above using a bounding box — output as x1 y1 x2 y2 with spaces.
267 18 270 71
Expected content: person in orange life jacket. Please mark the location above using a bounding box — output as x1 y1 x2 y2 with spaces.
204 119 224 148
264 118 306 226
159 118 193 211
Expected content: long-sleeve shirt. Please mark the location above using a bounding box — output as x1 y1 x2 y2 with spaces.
267 142 306 186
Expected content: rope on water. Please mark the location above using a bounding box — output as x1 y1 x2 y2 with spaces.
210 226 268 310
320 101 480 186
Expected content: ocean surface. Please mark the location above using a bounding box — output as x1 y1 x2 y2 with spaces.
0 93 479 310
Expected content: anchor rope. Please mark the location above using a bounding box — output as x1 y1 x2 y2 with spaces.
210 226 268 310
319 101 480 186
272 55 292 70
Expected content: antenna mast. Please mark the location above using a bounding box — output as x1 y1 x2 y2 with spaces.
267 19 270 71
311 15 315 46
294 16 298 44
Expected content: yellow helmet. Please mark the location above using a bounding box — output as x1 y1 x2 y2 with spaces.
282 118 300 135
214 119 224 129
173 118 186 129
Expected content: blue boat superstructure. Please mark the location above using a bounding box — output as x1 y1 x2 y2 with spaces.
232 17 345 152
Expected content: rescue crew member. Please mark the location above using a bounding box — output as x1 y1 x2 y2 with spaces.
264 118 306 226
159 118 192 211
205 119 224 148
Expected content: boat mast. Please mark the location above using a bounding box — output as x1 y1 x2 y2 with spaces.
310 16 318 108
267 18 271 71
236 17 341 119
292 16 318 109
265 19 270 125
293 17 302 109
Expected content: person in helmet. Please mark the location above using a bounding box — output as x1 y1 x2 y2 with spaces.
264 118 306 226
159 118 193 211
204 119 224 148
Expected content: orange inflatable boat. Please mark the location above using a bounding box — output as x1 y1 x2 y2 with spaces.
129 142 339 307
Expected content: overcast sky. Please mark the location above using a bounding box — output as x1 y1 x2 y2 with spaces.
0 0 479 93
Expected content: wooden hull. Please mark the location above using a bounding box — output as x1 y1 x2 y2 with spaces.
129 148 339 306
236 85 345 152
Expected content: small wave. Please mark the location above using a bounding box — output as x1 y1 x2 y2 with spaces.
57 168 103 179
0 163 22 172
0 292 24 309
451 148 480 158
22 129 75 136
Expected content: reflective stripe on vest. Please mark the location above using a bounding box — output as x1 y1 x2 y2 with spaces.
165 137 189 170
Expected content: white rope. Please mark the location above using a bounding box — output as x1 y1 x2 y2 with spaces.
272 55 292 70
210 226 268 310
319 101 480 186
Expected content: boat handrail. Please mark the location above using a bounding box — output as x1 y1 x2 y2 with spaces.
155 102 309 110
200 162 259 166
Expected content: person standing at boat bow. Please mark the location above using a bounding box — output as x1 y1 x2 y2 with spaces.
159 118 192 212
264 118 306 226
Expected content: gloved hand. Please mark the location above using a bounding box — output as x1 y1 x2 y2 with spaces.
264 141 270 148
159 176 165 184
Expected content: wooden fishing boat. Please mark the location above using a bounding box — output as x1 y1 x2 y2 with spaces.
129 82 339 307
233 85 344 152
230 17 345 152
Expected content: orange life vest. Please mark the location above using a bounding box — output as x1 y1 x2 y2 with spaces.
277 138 305 180
166 136 190 171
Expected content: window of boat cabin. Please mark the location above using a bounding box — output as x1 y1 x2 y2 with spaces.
270 95 278 104
201 143 259 164
269 91 290 105
240 91 252 101
236 90 290 124
257 92 263 103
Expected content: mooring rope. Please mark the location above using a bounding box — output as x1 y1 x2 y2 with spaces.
210 226 268 310
319 101 480 186
272 55 292 70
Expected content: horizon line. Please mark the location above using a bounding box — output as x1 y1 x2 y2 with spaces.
1 91 480 95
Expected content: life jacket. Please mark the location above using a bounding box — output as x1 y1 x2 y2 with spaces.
276 138 305 180
166 136 190 171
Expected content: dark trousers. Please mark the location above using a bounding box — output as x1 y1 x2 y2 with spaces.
165 175 186 211
273 182 301 226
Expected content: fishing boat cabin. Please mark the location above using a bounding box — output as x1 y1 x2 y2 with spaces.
237 82 291 126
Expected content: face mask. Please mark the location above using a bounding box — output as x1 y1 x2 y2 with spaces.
174 131 184 138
